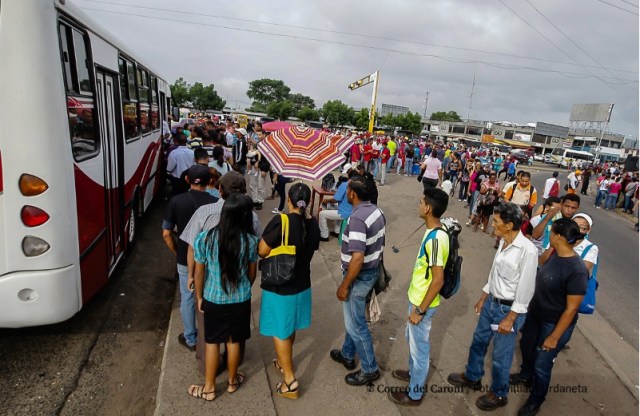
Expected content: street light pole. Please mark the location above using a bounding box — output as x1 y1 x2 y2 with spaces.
348 71 380 133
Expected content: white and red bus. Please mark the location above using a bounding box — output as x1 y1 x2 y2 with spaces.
0 0 172 327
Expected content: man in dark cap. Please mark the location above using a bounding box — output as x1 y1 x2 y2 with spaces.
162 165 218 352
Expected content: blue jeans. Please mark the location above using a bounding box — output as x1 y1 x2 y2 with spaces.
177 263 197 346
341 268 379 374
595 190 607 207
465 295 525 397
624 194 634 211
605 193 618 210
368 159 378 176
406 303 437 400
373 157 381 178
404 159 413 176
387 155 396 172
518 313 576 406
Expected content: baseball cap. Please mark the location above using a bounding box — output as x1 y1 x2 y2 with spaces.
236 128 248 137
342 163 353 174
187 164 211 185
219 171 246 194
573 213 593 228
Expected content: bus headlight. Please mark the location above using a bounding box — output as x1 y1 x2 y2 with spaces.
22 236 50 257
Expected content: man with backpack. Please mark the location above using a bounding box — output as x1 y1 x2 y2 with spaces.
503 171 537 209
542 171 560 203
388 188 450 406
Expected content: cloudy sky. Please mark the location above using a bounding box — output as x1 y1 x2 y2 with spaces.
77 0 638 136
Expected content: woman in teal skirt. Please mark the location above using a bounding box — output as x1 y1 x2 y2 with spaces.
258 183 320 399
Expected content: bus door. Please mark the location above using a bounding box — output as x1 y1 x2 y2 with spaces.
95 69 125 272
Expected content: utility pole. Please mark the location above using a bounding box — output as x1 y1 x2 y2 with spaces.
467 61 477 121
423 92 430 119
595 103 614 162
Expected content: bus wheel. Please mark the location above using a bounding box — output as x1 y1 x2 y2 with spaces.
127 193 141 251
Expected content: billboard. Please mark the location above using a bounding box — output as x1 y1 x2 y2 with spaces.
569 103 614 122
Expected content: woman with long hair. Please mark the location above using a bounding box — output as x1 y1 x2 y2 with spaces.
209 145 232 175
510 218 588 415
189 193 259 401
258 183 321 399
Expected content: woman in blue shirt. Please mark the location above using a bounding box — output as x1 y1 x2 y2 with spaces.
189 193 258 401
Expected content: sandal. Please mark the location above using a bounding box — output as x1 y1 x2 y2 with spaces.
276 379 299 399
227 372 246 394
273 358 284 374
188 384 216 401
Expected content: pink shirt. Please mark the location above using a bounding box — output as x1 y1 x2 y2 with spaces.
423 156 442 180
608 182 622 194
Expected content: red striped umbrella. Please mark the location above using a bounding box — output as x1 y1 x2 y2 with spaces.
258 127 354 181
262 121 292 132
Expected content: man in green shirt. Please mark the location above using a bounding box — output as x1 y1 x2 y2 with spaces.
386 137 397 173
388 188 450 406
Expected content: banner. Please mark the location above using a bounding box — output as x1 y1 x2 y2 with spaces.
514 133 531 141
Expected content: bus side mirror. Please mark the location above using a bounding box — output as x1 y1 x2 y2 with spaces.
172 106 180 120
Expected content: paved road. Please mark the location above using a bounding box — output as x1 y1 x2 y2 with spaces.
528 168 639 350
0 200 175 416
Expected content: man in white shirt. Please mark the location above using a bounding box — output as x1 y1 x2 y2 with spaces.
594 174 611 208
448 203 537 411
542 171 560 201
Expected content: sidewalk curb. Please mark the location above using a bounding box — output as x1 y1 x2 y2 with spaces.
153 288 178 416
577 312 639 399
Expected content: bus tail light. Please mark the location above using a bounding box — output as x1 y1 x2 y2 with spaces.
22 236 51 257
19 174 49 196
21 206 50 227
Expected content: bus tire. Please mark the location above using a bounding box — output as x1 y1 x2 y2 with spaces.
127 192 141 253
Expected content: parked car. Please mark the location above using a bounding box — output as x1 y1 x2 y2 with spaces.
544 154 553 163
510 151 530 163
534 153 544 161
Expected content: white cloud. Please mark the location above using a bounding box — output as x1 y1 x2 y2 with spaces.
76 0 638 135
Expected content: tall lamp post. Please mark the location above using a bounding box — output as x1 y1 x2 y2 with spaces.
348 71 379 133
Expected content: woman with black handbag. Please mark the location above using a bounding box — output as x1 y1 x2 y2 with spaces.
258 183 321 399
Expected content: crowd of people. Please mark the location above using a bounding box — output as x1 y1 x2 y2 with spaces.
160 117 629 414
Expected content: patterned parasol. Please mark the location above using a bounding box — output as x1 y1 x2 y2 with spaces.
257 126 354 181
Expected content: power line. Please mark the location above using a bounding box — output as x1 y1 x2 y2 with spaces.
79 6 639 87
617 0 639 8
76 0 637 75
525 0 636 95
597 0 639 15
496 0 633 97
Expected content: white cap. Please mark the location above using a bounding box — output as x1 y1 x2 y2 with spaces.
342 163 353 174
573 213 593 228
236 128 248 137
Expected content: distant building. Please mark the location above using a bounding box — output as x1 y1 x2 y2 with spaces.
380 103 409 117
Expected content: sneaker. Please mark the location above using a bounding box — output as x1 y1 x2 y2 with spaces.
254 203 263 211
476 392 508 411
271 208 282 214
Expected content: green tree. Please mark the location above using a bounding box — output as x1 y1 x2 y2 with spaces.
379 113 396 128
396 112 423 134
430 110 462 122
189 82 226 111
247 79 291 112
321 100 354 127
170 77 190 107
352 108 370 130
297 106 320 122
266 100 294 120
288 93 315 116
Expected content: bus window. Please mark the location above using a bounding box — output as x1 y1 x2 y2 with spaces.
137 68 151 135
119 57 139 141
72 29 92 95
150 75 159 130
59 21 98 160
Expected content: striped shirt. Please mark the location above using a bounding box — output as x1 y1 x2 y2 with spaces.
340 202 385 271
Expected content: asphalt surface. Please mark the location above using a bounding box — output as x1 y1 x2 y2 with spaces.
0 200 176 416
528 166 639 350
